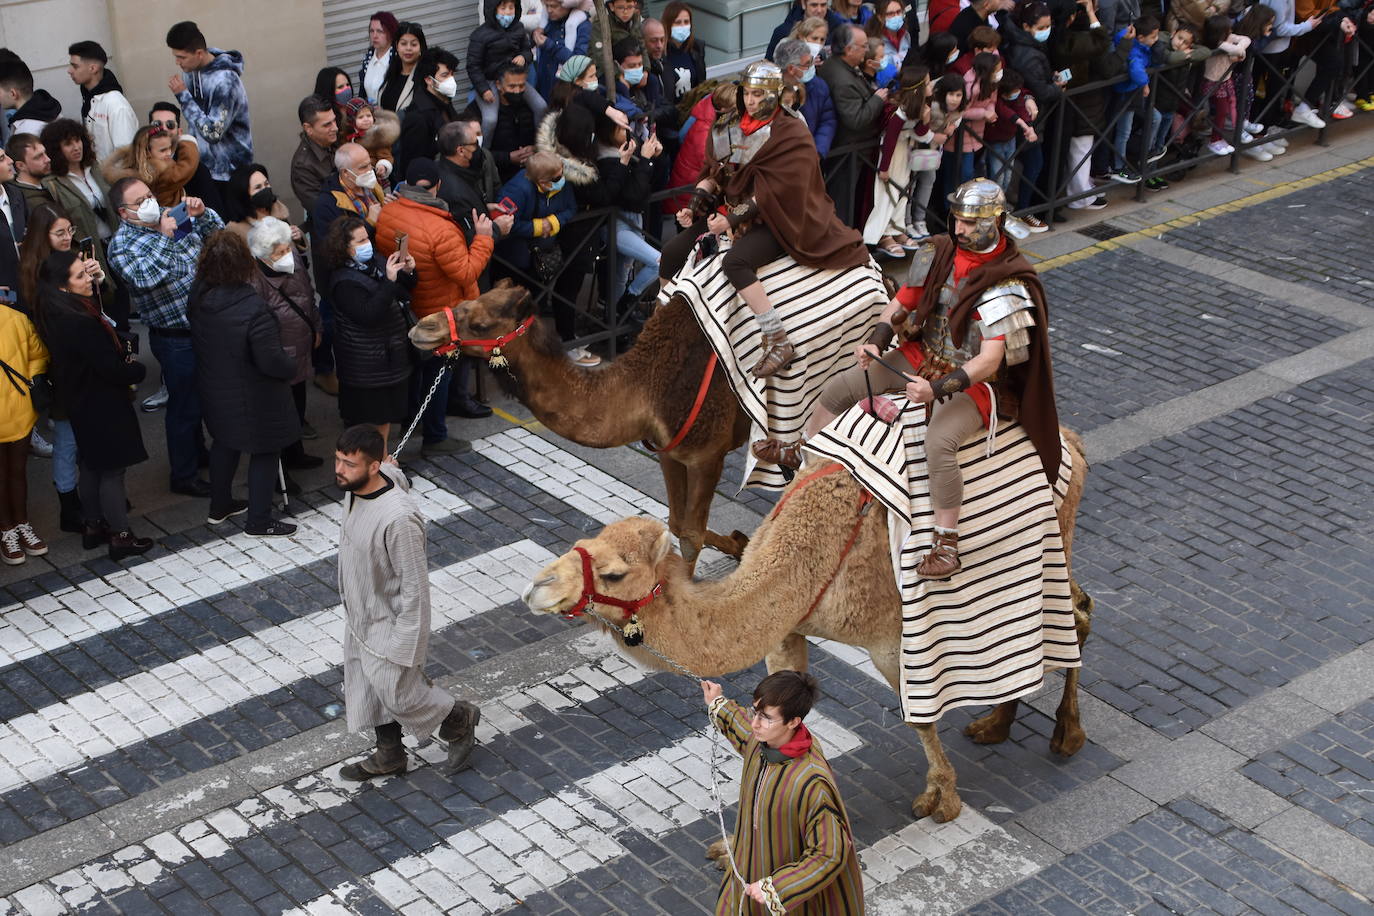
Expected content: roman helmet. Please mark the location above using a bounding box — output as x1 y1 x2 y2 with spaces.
946 178 1029 249
738 59 784 120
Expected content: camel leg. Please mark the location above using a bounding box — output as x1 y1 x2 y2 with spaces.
912 723 962 822
703 528 749 559
658 457 692 563
964 700 1020 745
765 632 810 674
1050 580 1094 757
678 455 725 572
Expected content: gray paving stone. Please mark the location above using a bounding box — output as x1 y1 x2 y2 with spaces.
1113 733 1247 805
1014 778 1156 854
1202 690 1334 758
1256 807 1374 899
1288 650 1374 714
1190 769 1294 831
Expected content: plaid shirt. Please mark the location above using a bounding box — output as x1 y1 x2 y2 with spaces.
106 209 224 330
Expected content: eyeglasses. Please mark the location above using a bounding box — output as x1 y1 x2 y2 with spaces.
748 706 778 726
152 120 177 130
50 227 76 239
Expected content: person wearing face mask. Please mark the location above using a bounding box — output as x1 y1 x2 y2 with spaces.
465 63 549 183
247 218 322 477
661 3 707 104
468 0 534 105
189 230 299 537
776 38 838 157
866 0 914 87
311 143 386 268
395 48 461 179
768 0 846 59
225 162 306 251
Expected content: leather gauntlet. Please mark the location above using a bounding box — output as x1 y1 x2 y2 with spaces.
689 187 721 221
931 368 971 400
865 322 895 350
725 198 760 229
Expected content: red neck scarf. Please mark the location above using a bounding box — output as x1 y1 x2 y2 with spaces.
953 235 1007 284
740 111 776 135
778 723 813 758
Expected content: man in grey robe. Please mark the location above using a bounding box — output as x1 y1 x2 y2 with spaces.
334 424 480 779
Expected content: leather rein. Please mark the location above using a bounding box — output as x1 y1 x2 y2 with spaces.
431 309 535 366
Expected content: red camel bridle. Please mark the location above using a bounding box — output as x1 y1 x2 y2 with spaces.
431 307 535 361
561 546 664 621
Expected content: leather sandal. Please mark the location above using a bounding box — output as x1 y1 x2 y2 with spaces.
750 330 795 379
916 530 961 580
751 438 804 470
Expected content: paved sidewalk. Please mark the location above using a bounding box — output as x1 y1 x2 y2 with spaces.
2 122 1373 915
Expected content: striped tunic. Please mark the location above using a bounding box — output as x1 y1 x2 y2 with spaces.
711 698 865 915
338 464 454 737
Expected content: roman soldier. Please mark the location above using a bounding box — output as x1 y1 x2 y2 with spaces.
753 178 1060 579
658 60 870 378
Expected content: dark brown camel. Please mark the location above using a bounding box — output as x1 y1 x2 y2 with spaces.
409 282 751 567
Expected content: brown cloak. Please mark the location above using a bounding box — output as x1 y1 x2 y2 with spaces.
701 111 870 270
908 234 1062 485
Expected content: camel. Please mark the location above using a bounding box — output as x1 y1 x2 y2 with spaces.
521 439 1094 825
409 282 750 568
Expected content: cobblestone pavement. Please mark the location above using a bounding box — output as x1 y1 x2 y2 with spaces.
2 134 1374 915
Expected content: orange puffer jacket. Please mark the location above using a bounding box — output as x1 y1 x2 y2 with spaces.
375 193 495 320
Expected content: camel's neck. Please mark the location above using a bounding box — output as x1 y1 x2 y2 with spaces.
505 337 653 448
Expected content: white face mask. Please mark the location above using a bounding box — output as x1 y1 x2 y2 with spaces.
807 40 823 58
947 49 959 64
583 79 599 91
270 252 295 274
351 167 378 189
133 197 161 224
433 75 458 99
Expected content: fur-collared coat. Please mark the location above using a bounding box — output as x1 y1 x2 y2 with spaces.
100 136 202 207
358 110 401 181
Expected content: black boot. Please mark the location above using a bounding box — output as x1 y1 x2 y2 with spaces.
108 529 154 561
447 358 493 418
57 489 83 533
339 722 407 781
438 700 482 770
81 520 109 550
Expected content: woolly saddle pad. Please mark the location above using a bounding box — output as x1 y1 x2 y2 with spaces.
661 249 889 491
805 396 1082 724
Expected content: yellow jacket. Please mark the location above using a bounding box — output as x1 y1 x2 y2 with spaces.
0 307 50 443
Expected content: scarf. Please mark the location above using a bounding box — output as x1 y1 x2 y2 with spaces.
760 724 813 763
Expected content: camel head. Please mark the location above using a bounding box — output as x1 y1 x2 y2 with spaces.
407 279 535 356
522 518 677 619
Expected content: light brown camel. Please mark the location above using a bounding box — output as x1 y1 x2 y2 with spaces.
409 282 750 568
521 440 1094 825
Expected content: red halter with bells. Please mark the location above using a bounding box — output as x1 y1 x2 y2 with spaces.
431 306 535 367
561 546 664 646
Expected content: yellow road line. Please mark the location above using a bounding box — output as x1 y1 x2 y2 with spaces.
490 405 542 430
1033 155 1374 272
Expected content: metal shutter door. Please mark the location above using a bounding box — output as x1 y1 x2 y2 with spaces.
323 0 484 98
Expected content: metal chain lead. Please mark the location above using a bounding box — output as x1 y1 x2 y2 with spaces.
579 605 751 900
393 357 456 458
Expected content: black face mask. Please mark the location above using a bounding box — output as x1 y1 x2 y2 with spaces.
249 187 277 211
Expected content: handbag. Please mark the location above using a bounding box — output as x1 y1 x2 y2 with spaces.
908 147 942 171
530 242 564 285
0 357 53 411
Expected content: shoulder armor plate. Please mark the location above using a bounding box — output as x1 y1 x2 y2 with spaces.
905 246 936 288
975 281 1034 325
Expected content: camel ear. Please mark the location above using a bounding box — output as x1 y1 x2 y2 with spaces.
649 528 673 566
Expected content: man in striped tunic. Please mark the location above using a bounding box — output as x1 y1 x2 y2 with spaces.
701 671 864 914
334 425 480 780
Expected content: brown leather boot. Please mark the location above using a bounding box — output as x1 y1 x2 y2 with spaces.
438 700 482 771
339 722 407 781
917 530 961 580
750 330 795 379
751 438 804 470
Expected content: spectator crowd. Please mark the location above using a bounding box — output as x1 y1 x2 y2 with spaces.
1 0 1371 566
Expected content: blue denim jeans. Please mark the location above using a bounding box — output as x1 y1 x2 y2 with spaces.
410 356 452 445
1016 143 1046 211
313 296 335 374
1111 96 1162 169
51 419 79 493
985 140 1018 193
147 331 205 485
610 222 661 303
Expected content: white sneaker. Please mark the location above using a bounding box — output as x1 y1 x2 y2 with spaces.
1260 142 1285 157
1292 104 1325 129
567 346 602 367
141 383 169 412
1331 100 1354 120
909 221 930 240
29 429 52 458
1241 145 1273 161
1243 120 1264 134
1207 139 1235 156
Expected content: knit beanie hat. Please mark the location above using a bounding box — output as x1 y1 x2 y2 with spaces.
556 54 594 83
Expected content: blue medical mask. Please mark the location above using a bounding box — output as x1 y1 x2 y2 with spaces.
548 176 566 192
1006 90 1021 100
802 64 817 83
885 15 904 31
622 66 644 84
353 241 374 264
671 24 691 43
496 12 515 27
1033 27 1052 42
584 79 599 91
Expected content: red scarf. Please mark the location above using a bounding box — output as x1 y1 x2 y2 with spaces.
777 723 813 758
953 235 1007 284
740 112 776 135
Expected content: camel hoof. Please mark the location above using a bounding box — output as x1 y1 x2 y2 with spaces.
963 712 1013 745
705 836 732 870
912 788 962 823
1050 722 1086 757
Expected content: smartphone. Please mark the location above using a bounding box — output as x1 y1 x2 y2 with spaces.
77 236 94 260
395 232 409 263
168 201 192 240
1057 68 1073 83
496 196 518 216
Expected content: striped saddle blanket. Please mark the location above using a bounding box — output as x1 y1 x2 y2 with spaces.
661 248 889 491
806 397 1082 724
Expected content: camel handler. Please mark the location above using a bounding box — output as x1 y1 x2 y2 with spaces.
753 178 1061 580
334 425 480 779
658 60 871 379
700 671 864 915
